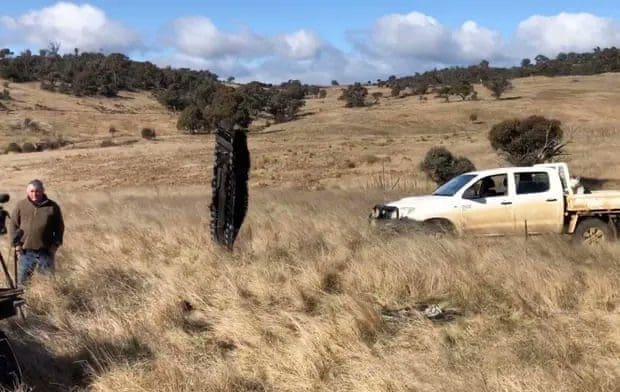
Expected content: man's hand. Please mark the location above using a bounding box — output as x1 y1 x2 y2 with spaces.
14 245 22 254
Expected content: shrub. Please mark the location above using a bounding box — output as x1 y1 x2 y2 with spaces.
469 113 478 122
141 127 156 140
371 92 383 102
0 88 10 100
204 87 251 129
341 83 368 107
108 126 118 136
434 85 451 102
21 142 36 153
412 83 429 95
421 147 476 185
483 76 513 99
266 92 304 123
390 85 402 97
177 105 207 133
23 117 43 132
40 81 55 91
489 115 565 165
450 81 474 100
318 89 327 99
42 135 69 150
5 142 22 153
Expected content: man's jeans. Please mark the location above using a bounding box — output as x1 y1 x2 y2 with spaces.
19 249 55 285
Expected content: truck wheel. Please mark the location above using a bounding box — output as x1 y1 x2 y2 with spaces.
572 218 614 245
423 219 456 237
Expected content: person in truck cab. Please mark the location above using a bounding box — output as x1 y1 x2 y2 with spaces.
479 176 498 197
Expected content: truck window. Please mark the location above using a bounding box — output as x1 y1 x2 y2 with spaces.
433 174 476 196
515 172 550 194
463 174 507 199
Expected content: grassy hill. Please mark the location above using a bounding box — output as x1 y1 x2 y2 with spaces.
0 74 618 391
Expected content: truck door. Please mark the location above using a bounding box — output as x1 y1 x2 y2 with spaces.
512 170 564 234
460 173 516 234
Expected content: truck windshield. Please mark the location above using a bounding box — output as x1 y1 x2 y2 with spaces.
433 174 476 196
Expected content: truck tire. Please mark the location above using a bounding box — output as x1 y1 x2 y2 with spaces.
423 219 456 237
572 218 614 245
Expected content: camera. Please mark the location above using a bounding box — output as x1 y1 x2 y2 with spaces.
0 194 9 236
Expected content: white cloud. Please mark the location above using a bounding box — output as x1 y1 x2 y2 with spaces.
369 12 455 60
164 16 331 83
515 12 620 57
169 17 271 58
454 21 503 62
352 11 505 69
163 11 509 84
168 17 324 61
0 2 141 53
275 30 323 59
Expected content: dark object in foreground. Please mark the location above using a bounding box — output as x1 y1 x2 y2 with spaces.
0 193 25 388
210 127 250 249
0 328 21 388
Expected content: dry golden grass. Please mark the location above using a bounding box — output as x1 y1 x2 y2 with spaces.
1 189 618 391
0 73 619 390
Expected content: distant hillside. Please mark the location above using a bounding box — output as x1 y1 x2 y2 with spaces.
0 49 321 133
382 47 620 91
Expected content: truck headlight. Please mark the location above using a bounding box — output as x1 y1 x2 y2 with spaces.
399 207 415 218
370 205 399 219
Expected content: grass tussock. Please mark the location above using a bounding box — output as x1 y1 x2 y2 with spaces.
1 187 618 391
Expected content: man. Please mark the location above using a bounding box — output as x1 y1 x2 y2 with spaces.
9 180 64 285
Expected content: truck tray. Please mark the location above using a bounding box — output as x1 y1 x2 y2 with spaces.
567 191 620 212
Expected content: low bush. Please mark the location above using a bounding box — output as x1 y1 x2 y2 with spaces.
489 115 565 165
421 147 476 185
5 142 22 153
21 142 36 153
141 128 156 140
340 83 369 107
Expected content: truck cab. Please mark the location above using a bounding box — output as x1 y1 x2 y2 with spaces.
372 165 567 236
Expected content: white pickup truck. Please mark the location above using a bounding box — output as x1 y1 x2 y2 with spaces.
371 163 620 244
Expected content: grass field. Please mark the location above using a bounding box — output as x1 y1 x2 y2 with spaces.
0 74 619 391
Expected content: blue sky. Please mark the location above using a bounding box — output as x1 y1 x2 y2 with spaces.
2 1 620 84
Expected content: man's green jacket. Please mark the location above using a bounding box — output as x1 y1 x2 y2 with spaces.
10 197 64 251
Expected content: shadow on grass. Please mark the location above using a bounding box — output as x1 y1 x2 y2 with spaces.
5 324 153 392
251 128 288 137
297 111 316 118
